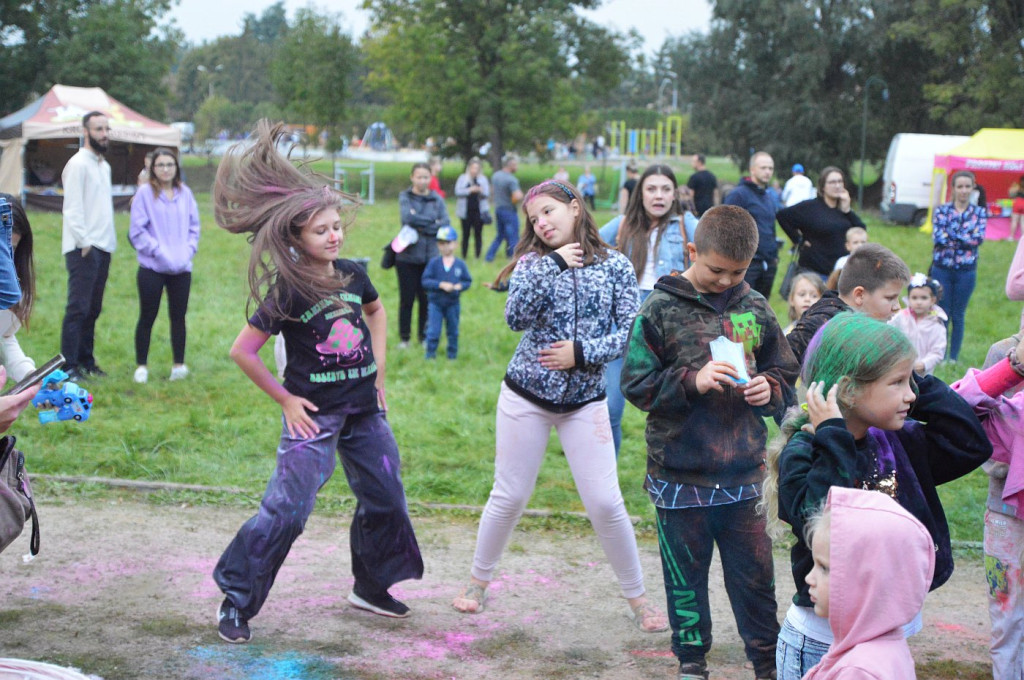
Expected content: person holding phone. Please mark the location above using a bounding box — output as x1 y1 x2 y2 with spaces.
0 195 34 384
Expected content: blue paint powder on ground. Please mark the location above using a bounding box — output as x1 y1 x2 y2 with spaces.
189 645 349 680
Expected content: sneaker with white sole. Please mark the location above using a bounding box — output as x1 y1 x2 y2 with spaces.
169 365 189 381
348 589 410 618
217 598 251 643
133 366 148 384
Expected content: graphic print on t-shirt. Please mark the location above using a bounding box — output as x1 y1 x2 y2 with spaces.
315 315 366 365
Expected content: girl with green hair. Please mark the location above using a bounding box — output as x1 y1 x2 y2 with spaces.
758 312 991 679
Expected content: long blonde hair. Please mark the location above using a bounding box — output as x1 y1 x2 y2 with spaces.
758 312 915 538
213 120 360 319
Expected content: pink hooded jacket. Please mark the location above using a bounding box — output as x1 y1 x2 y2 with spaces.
887 307 947 375
803 487 935 680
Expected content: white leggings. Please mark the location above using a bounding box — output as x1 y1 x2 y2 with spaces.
470 383 646 599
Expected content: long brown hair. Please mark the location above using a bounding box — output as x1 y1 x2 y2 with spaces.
147 147 182 198
617 164 681 280
0 193 34 327
213 119 360 319
494 180 607 285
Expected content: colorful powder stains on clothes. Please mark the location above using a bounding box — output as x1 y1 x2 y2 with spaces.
986 553 1012 607
188 646 346 680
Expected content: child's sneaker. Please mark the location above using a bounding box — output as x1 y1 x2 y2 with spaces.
678 661 709 680
217 598 251 643
133 366 148 384
169 365 189 381
347 588 410 618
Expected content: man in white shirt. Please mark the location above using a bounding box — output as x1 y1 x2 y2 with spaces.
60 111 116 379
781 163 816 207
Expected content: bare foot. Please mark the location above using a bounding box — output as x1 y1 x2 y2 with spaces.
452 578 489 614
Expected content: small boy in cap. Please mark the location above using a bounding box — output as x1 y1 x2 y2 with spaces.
421 225 472 359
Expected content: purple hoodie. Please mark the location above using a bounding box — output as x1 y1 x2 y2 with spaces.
129 184 200 274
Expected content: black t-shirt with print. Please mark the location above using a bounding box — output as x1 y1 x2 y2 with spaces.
250 259 380 415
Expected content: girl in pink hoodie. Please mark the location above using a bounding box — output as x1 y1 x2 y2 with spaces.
802 486 935 679
888 274 946 375
952 336 1024 679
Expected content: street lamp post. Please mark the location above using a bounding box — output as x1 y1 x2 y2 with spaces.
858 75 889 210
656 70 678 113
196 64 223 98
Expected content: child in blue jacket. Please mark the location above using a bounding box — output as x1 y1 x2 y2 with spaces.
421 226 472 359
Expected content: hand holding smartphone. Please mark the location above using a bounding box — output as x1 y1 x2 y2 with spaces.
1 354 66 397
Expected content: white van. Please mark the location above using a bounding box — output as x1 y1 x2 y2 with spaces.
881 133 969 225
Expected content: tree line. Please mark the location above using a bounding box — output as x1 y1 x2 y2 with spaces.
2 0 1021 172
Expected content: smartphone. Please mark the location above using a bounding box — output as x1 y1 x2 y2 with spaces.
1 354 66 397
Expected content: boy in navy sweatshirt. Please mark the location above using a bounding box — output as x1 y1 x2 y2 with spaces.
421 226 472 359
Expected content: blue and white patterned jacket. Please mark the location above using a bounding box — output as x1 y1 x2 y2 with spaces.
503 249 639 412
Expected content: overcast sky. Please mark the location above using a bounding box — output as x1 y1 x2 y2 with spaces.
167 0 712 53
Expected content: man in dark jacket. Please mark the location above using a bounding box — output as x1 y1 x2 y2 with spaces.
724 152 777 299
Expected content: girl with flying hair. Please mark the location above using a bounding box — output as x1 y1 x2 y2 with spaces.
758 312 990 679
598 164 696 455
210 120 423 644
453 180 667 634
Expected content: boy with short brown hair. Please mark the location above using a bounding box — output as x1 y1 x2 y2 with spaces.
622 205 799 680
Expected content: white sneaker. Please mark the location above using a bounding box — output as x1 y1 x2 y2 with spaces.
133 366 148 384
169 365 189 381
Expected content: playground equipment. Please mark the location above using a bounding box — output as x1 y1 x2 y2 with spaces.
333 162 376 205
608 116 684 158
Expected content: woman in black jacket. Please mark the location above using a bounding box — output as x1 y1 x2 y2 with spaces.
777 167 866 278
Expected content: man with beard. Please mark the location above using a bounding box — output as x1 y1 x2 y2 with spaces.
60 111 116 380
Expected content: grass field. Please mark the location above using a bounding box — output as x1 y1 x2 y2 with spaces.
16 157 1017 543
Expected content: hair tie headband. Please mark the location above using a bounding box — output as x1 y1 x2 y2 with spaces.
547 181 575 200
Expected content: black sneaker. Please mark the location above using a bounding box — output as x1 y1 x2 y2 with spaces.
678 661 709 680
217 598 251 643
81 365 107 378
63 367 85 382
347 589 410 618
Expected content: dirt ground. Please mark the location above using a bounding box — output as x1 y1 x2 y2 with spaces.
0 498 994 680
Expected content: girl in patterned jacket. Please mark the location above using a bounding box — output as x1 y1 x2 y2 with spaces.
452 180 667 633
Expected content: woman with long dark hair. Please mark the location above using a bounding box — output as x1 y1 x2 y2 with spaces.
598 164 697 455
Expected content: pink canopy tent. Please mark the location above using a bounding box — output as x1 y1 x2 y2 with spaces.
0 85 180 211
930 128 1024 240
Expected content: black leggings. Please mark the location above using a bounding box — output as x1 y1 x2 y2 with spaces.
395 261 427 343
135 267 191 365
461 217 484 259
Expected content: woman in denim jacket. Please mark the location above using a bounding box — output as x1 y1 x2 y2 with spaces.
599 164 697 455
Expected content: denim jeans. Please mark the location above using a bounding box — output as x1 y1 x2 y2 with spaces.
605 289 650 457
930 263 976 361
214 410 424 619
485 205 520 261
656 500 779 676
743 257 778 300
776 617 830 679
61 247 111 371
425 300 460 358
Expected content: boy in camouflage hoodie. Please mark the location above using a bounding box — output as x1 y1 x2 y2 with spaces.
622 206 799 680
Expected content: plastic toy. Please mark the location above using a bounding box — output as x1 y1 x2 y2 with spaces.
31 370 92 424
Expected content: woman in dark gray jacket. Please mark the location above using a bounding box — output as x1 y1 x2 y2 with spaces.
396 163 450 346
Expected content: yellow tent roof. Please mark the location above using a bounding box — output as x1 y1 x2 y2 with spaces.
946 128 1024 160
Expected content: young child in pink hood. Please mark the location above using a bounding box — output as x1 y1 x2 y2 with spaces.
802 486 935 679
888 273 946 374
952 333 1024 679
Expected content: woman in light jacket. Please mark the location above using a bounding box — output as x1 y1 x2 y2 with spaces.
599 164 696 456
454 157 490 260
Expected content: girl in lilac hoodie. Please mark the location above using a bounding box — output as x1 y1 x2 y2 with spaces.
129 148 200 383
802 486 934 679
